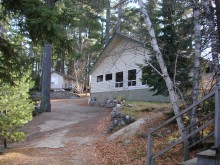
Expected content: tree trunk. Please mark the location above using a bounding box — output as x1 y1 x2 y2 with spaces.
4 138 7 148
191 0 202 142
79 29 82 53
85 53 91 95
39 44 52 112
215 0 220 41
39 0 55 112
73 60 79 90
116 0 123 32
61 51 65 74
203 0 220 86
105 0 110 44
138 0 186 138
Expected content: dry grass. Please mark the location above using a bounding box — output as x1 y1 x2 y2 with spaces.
121 100 171 118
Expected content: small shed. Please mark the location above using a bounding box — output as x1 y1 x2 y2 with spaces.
51 71 76 90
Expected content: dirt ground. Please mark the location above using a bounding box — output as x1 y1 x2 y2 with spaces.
0 98 111 165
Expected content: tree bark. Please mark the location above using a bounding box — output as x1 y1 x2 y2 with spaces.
215 0 220 41
40 44 52 112
116 0 123 32
39 0 55 112
203 0 220 86
4 138 7 148
79 28 82 53
85 53 91 95
191 0 201 111
73 60 79 92
191 0 202 142
61 51 65 74
105 0 110 44
138 0 186 138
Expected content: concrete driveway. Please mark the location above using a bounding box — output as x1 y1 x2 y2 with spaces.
0 98 111 165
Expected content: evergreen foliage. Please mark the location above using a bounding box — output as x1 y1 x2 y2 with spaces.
141 0 193 96
0 72 34 148
0 27 31 84
0 37 19 84
1 0 64 44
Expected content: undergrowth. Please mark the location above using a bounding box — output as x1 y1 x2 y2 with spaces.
94 101 206 165
121 100 171 118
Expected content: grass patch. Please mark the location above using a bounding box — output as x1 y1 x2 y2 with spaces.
121 100 171 118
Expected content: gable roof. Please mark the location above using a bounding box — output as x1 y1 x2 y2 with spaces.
89 32 144 74
51 71 75 80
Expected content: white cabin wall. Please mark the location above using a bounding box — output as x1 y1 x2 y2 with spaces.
91 40 150 93
51 73 64 89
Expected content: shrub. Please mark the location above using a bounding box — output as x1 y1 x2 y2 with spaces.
0 73 34 148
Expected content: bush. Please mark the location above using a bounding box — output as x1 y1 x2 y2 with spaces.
0 73 34 148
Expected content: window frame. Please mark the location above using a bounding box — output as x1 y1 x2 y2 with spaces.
128 69 137 86
115 71 123 88
97 75 103 82
105 73 112 81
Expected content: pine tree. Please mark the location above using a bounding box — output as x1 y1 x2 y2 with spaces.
141 0 193 97
137 0 187 146
0 72 34 148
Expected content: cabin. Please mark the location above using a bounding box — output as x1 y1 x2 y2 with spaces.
51 71 76 91
89 33 169 102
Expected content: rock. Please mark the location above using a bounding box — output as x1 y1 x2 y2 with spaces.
120 120 126 126
154 132 163 138
110 111 116 118
113 99 118 106
109 123 115 131
106 99 111 104
108 104 136 131
123 139 131 146
116 104 122 110
118 119 122 126
124 115 133 124
108 118 146 141
166 130 172 134
112 107 117 111
114 119 118 125
119 113 125 118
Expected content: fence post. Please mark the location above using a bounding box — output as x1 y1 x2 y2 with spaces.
215 87 220 150
183 140 189 161
147 128 153 165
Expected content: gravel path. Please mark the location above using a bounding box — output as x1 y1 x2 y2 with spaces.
0 98 111 165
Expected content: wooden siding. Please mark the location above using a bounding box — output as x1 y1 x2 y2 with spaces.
91 39 150 93
51 73 64 89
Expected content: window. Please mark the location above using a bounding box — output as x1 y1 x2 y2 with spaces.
97 75 103 82
105 73 112 81
128 69 136 86
115 72 123 87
